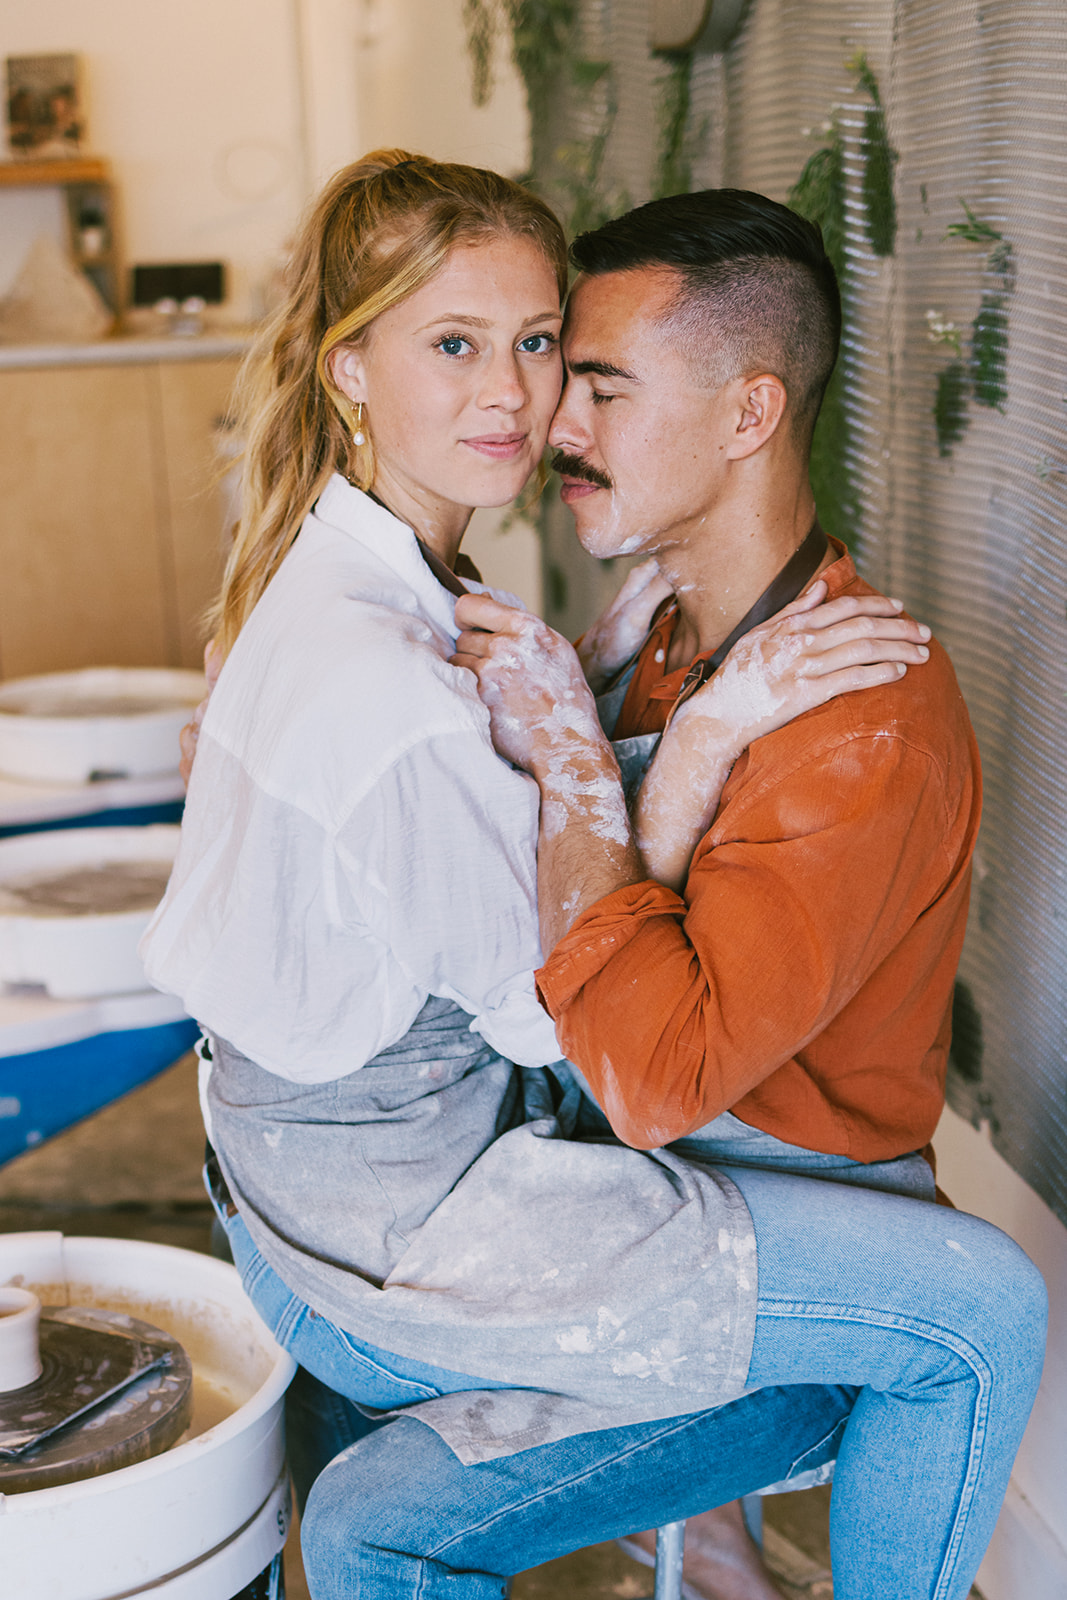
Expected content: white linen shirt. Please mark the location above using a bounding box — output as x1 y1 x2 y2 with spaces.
141 475 561 1082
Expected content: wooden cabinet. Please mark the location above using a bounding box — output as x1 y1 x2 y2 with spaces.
0 351 241 680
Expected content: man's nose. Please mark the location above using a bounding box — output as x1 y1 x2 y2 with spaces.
548 384 586 450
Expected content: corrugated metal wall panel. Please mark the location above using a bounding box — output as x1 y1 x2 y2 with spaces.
535 0 1066 1218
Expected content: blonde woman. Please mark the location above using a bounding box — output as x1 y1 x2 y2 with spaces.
144 154 1044 1600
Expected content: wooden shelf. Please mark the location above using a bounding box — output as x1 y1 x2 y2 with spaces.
0 158 121 315
0 157 111 188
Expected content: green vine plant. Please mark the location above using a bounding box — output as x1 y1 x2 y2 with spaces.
463 1 575 111
787 51 897 542
848 50 898 257
789 111 852 542
653 48 697 200
929 200 1014 456
947 200 1014 411
462 0 627 243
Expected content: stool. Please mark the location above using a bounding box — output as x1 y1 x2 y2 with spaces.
652 1493 775 1598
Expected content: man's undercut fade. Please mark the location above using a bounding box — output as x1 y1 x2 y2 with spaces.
570 189 841 449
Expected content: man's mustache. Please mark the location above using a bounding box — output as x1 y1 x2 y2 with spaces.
551 451 614 492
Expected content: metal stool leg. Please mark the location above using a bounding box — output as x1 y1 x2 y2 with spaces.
741 1491 764 1546
654 1520 686 1600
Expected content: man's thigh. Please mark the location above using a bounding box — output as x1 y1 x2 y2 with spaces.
301 1383 855 1599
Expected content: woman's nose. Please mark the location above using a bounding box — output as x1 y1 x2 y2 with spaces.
480 353 527 412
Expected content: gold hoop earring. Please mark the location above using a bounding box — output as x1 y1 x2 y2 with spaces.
352 401 366 447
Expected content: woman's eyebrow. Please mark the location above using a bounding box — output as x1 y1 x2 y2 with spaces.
418 310 563 331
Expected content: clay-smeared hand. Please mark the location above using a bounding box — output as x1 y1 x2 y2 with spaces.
452 593 609 780
635 582 932 889
178 638 223 789
576 559 674 692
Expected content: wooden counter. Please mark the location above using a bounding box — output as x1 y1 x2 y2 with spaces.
0 340 247 679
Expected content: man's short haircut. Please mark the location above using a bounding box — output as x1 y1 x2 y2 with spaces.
570 189 841 448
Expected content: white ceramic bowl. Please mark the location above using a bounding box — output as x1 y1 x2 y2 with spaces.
0 669 205 784
0 1232 295 1600
0 825 179 998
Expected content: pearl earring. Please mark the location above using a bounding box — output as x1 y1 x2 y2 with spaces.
352 402 366 447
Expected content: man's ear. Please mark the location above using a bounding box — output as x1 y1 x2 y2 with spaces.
327 343 367 406
726 373 788 459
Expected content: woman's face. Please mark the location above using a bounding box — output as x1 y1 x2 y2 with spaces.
331 235 563 545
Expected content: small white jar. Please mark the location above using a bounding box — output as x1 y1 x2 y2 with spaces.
0 1286 42 1391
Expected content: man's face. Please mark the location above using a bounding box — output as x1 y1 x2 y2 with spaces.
549 267 738 562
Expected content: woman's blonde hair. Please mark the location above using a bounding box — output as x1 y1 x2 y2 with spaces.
209 150 568 658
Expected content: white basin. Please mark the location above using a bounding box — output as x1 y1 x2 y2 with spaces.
0 1232 296 1600
0 669 205 784
0 825 179 998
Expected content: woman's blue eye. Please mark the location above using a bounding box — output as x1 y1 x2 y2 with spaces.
438 336 471 356
519 333 556 354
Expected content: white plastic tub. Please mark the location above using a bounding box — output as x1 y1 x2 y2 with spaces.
0 1232 296 1600
0 825 179 998
0 669 205 784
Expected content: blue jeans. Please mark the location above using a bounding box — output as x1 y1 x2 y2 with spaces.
220 1165 1046 1600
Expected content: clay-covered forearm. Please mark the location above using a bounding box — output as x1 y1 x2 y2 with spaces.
533 737 645 953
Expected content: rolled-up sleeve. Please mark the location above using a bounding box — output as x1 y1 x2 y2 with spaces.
537 730 961 1149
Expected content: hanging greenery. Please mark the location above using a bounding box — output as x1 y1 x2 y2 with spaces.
933 362 971 457
789 117 855 543
463 1 577 109
848 51 897 257
785 51 899 539
652 49 696 200
929 200 1014 454
463 0 626 242
946 201 1014 412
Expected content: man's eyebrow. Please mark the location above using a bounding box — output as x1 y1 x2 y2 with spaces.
418 311 563 331
567 358 641 382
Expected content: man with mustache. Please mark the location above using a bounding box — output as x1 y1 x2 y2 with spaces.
450 187 983 1597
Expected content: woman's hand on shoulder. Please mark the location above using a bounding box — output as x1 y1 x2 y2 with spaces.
179 638 223 789
688 581 931 754
633 584 931 891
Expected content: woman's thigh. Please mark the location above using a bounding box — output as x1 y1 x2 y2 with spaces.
223 1210 507 1409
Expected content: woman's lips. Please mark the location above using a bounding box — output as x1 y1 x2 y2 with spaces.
462 433 527 461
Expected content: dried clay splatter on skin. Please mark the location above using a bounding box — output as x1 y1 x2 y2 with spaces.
579 559 673 686
485 620 632 847
635 634 804 877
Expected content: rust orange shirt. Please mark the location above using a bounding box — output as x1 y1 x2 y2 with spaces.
537 544 982 1161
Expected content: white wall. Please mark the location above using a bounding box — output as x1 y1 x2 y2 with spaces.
934 1107 1067 1598
0 0 541 606
0 0 528 315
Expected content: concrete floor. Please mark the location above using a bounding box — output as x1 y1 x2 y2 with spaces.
0 1055 981 1599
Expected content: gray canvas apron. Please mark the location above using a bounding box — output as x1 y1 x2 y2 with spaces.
208 986 756 1463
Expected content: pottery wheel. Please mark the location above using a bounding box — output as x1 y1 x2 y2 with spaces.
0 1307 192 1493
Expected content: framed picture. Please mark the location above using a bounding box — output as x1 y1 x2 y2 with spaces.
6 52 84 159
